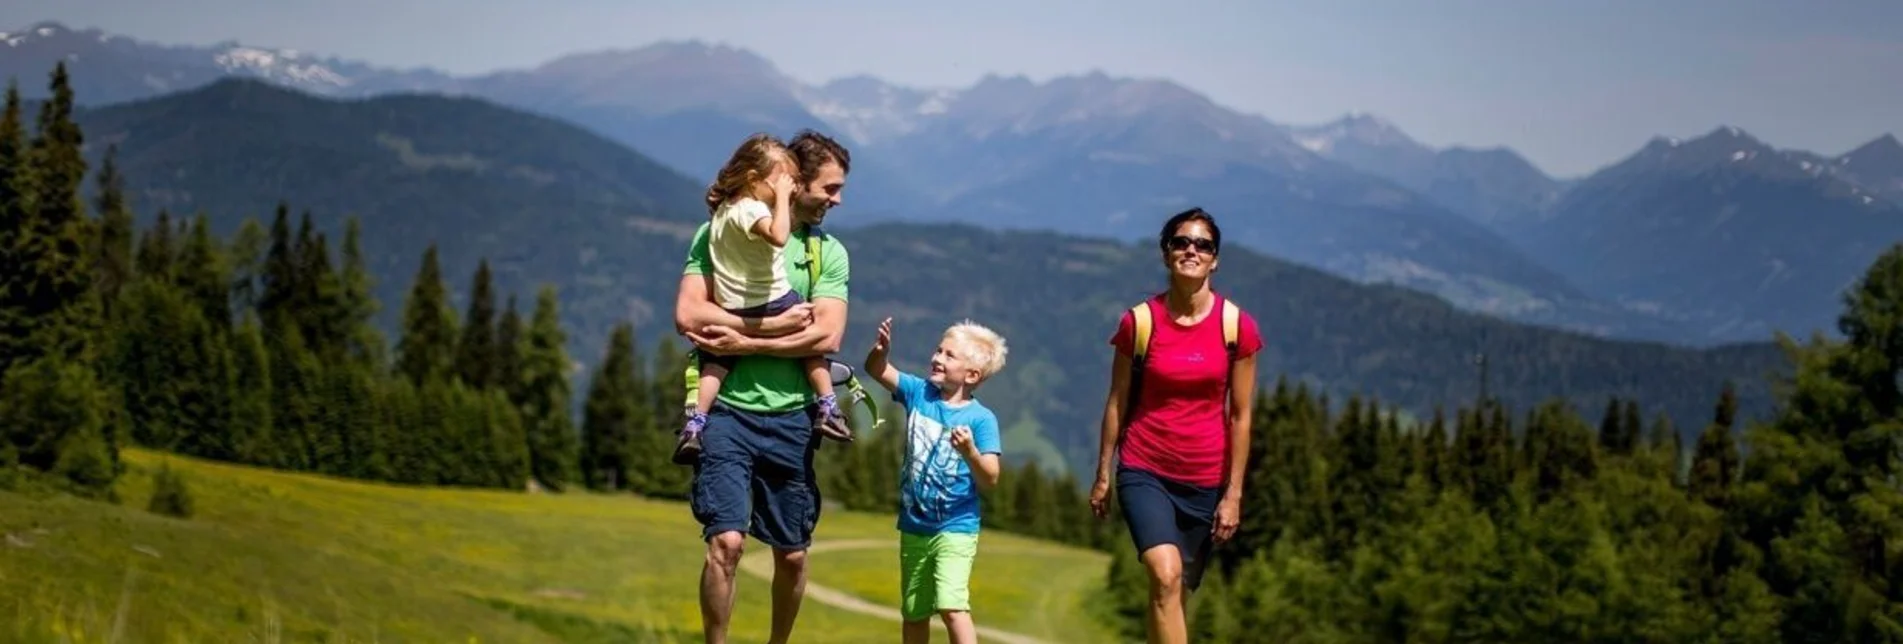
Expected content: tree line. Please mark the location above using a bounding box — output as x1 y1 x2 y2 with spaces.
0 63 1101 550
1096 255 1903 641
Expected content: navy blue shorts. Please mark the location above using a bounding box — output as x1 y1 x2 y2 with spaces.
690 402 821 549
1117 465 1222 591
698 290 805 372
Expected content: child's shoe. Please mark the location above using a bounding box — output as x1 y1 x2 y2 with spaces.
814 393 854 443
673 411 707 466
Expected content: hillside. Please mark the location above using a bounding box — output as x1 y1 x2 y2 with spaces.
67 79 1788 475
1508 126 1903 342
1 449 1113 642
3 23 1670 340
839 223 1789 469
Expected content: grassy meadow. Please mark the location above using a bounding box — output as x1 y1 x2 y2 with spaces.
1 449 1113 643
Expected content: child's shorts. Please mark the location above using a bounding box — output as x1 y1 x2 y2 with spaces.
697 289 805 371
898 530 979 621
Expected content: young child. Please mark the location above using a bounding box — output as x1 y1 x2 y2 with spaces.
863 316 1008 644
674 133 842 465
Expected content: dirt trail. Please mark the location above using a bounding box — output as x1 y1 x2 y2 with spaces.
734 539 1053 644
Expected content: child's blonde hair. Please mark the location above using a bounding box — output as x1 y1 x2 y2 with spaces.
944 320 1008 383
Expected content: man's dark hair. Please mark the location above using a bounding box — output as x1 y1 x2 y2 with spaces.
786 129 851 183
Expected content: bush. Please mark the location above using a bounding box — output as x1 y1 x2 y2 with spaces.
147 463 194 519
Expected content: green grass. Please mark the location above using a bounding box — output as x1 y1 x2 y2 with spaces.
805 538 1120 642
0 450 1112 643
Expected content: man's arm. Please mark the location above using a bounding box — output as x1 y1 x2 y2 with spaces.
673 273 811 337
711 296 844 358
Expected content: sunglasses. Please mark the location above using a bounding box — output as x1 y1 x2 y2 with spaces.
1166 235 1218 255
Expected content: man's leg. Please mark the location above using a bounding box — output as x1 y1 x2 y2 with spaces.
700 531 746 644
769 546 808 643
746 405 824 644
690 406 755 644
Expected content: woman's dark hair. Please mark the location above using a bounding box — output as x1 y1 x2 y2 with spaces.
1158 207 1221 255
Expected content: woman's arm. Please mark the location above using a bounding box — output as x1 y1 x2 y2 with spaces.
1223 353 1258 500
1090 351 1132 518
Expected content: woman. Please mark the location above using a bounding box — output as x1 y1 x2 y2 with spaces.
1090 207 1260 643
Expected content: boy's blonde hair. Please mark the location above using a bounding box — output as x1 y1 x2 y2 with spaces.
943 320 1008 383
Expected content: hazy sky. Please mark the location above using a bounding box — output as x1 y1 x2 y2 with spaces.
4 0 1899 177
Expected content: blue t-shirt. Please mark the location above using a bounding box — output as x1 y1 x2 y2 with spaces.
892 372 1002 535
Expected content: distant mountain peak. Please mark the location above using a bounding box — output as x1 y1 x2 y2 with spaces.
1287 112 1421 154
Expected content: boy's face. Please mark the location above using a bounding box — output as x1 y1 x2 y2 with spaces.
927 336 981 389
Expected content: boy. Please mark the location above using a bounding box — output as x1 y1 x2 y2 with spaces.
863 316 1008 644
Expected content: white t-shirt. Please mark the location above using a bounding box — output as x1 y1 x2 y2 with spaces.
707 197 790 310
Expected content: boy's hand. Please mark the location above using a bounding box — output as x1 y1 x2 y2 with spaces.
949 426 979 457
871 317 893 353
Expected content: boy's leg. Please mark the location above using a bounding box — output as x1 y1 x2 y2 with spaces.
929 532 980 625
899 531 938 644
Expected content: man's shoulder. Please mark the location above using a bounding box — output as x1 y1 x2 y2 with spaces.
801 225 851 255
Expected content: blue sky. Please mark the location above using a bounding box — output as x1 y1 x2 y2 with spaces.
4 0 1899 177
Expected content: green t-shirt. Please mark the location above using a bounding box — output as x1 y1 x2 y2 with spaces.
682 221 850 413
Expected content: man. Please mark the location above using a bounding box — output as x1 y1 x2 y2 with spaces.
674 129 853 644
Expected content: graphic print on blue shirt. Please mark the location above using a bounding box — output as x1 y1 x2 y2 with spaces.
892 372 1002 534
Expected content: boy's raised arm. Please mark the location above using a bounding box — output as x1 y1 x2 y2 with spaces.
862 317 900 392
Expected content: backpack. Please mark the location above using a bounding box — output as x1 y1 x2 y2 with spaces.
1121 297 1242 426
681 229 882 437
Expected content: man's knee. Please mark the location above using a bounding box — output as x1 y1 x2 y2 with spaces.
707 531 746 571
772 546 808 573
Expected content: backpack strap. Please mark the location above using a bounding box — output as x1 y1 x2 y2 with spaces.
1120 302 1153 433
803 231 822 299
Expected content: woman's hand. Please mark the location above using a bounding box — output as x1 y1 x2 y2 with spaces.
1212 493 1241 544
1089 473 1111 519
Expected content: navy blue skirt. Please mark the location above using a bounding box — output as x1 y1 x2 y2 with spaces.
1116 464 1222 591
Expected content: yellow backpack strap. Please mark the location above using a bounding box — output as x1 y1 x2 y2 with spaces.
1130 303 1154 362
1221 299 1240 356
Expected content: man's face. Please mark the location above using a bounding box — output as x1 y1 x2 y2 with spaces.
794 161 846 225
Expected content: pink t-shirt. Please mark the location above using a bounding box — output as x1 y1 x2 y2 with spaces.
1109 294 1263 488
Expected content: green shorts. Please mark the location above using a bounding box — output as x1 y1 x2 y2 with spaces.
899 530 979 622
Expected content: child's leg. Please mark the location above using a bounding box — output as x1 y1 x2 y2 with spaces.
932 533 980 644
898 532 938 644
674 351 730 465
804 356 841 425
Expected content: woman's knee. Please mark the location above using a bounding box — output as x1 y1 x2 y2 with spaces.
1139 545 1185 596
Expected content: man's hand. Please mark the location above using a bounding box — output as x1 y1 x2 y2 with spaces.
1212 493 1241 544
760 303 815 336
685 325 751 356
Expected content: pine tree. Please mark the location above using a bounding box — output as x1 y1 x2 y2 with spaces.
0 80 34 376
134 210 178 283
91 145 135 320
581 322 639 491
394 244 458 386
496 294 525 404
520 285 578 490
1689 382 1741 509
14 61 99 368
177 214 231 330
227 216 269 315
336 217 382 367
257 202 298 331
453 259 498 390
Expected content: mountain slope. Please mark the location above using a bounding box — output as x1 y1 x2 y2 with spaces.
70 81 1785 475
1509 126 1903 342
75 77 709 362
1286 114 1564 225
1832 133 1903 204
2 23 1650 339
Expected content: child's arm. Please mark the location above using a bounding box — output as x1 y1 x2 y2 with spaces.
949 424 1001 491
749 171 795 247
862 317 900 392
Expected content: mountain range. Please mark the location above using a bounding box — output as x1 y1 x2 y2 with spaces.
6 19 1900 350
42 76 1785 475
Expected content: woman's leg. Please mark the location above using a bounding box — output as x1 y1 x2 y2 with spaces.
1118 466 1192 644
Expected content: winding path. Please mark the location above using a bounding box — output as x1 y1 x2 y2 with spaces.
735 539 1052 644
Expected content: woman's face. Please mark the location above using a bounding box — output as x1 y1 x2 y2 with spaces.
1162 219 1220 279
